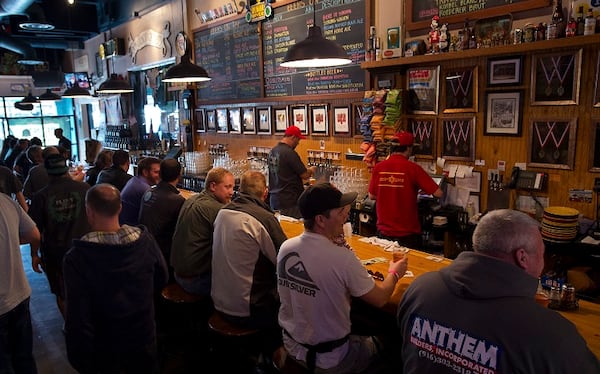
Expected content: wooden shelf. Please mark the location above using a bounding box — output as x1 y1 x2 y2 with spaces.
360 34 600 71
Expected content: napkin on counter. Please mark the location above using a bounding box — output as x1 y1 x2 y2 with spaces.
358 236 410 252
360 257 388 265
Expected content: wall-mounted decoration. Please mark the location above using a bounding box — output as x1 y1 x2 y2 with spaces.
274 107 288 134
216 108 228 133
487 56 522 86
206 109 216 132
455 171 482 193
290 105 308 135
590 121 600 172
127 22 172 64
195 109 206 133
257 107 272 135
484 91 523 136
441 116 476 161
531 49 581 105
408 117 436 159
228 108 242 134
242 107 256 134
407 66 440 114
333 106 351 137
528 119 577 169
351 102 364 138
310 104 329 136
95 53 104 78
594 52 600 108
443 66 477 113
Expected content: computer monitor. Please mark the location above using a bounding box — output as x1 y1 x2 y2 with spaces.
165 146 182 159
64 72 91 89
419 174 446 200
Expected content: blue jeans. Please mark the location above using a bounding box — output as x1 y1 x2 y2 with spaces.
174 273 211 297
0 298 37 374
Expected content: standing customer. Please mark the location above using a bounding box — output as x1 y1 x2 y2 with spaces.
54 128 72 159
28 154 90 317
212 170 287 353
0 165 28 212
23 146 60 200
63 184 168 373
84 149 113 187
397 209 600 373
119 156 161 226
268 125 316 218
0 193 41 374
171 167 234 296
277 183 408 372
96 149 132 191
368 131 442 249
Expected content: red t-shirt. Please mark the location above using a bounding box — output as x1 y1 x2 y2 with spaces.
368 154 439 237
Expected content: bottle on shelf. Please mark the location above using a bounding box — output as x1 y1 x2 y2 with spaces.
462 19 471 50
585 8 596 35
551 0 565 38
577 6 585 36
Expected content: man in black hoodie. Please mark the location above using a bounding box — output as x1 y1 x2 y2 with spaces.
63 183 168 373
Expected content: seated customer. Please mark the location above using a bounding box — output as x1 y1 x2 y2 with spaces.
63 184 168 373
277 183 408 373
212 170 287 352
397 209 600 373
119 156 160 225
96 149 132 191
84 149 113 187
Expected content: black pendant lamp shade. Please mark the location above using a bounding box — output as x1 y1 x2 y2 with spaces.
281 25 352 68
39 89 61 101
15 102 33 110
62 82 91 98
97 73 134 94
21 92 39 104
163 32 211 83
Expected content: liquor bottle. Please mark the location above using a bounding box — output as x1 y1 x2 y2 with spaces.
462 19 471 50
577 6 585 35
551 0 565 38
584 8 596 35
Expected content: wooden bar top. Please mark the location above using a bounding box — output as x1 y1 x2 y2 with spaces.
279 220 600 359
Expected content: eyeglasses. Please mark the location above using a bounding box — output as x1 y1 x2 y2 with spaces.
367 269 384 281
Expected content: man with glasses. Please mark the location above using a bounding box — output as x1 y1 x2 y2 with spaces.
277 183 408 373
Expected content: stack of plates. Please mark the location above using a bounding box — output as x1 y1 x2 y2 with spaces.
541 206 579 243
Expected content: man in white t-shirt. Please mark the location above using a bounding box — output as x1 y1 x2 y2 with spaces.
277 183 408 372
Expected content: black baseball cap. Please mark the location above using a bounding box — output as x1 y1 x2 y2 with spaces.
298 183 358 220
45 154 69 175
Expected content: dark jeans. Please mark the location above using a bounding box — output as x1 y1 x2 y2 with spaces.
0 298 37 374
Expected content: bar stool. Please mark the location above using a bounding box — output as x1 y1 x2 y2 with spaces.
208 311 263 371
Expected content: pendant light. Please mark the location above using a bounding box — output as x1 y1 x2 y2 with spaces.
281 3 351 68
97 73 134 94
39 88 61 101
20 91 39 104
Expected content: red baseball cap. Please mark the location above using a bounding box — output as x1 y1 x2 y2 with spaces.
285 125 306 139
394 131 415 146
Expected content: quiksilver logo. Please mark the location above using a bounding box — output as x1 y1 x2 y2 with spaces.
277 252 319 297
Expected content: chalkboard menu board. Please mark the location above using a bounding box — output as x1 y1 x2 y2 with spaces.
195 18 262 100
407 0 547 31
262 0 366 97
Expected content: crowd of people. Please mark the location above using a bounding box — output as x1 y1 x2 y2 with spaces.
0 129 598 373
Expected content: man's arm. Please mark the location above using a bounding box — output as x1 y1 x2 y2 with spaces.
360 257 408 308
15 191 28 212
299 165 316 180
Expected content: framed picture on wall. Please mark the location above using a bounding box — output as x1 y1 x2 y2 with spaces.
206 109 216 132
593 52 600 107
274 107 288 134
257 107 272 135
216 108 228 133
408 117 436 159
309 104 329 136
590 121 600 171
487 56 522 86
242 107 256 134
195 109 206 133
484 91 523 136
443 66 478 113
228 108 242 134
531 49 581 105
290 104 308 135
528 119 577 169
333 106 351 136
441 116 476 161
351 102 364 138
407 66 440 114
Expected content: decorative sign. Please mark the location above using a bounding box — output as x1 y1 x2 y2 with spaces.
246 0 273 23
128 22 172 64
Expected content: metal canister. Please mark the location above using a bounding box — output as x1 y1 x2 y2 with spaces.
513 28 523 44
524 23 535 42
560 284 578 310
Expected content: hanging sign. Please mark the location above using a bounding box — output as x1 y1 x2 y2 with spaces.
246 0 273 23
127 22 172 64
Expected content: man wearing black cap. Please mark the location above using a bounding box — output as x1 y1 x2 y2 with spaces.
368 131 443 249
28 154 90 317
268 125 316 218
277 183 408 373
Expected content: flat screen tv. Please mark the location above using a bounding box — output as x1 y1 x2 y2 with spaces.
64 72 91 89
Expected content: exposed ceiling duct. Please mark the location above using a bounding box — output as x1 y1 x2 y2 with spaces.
0 31 42 64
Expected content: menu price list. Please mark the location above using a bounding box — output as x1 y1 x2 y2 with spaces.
195 18 262 100
262 0 366 97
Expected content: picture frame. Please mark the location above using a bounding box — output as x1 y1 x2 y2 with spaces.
290 104 308 135
487 56 522 86
242 107 256 134
407 116 436 159
484 91 523 136
195 109 206 133
333 106 351 137
593 52 600 107
528 119 577 170
351 102 364 138
407 66 440 114
441 116 476 161
206 109 216 132
216 108 228 133
590 121 600 172
443 66 478 113
228 108 242 134
257 106 272 135
309 104 329 136
274 107 288 134
531 49 581 105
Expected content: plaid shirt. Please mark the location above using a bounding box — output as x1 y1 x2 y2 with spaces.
80 225 141 245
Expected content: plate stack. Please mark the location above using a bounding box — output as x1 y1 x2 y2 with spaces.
541 206 579 243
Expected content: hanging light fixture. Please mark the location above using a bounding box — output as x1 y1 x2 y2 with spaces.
281 3 351 68
163 0 210 83
20 91 39 104
97 73 134 93
39 88 61 101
